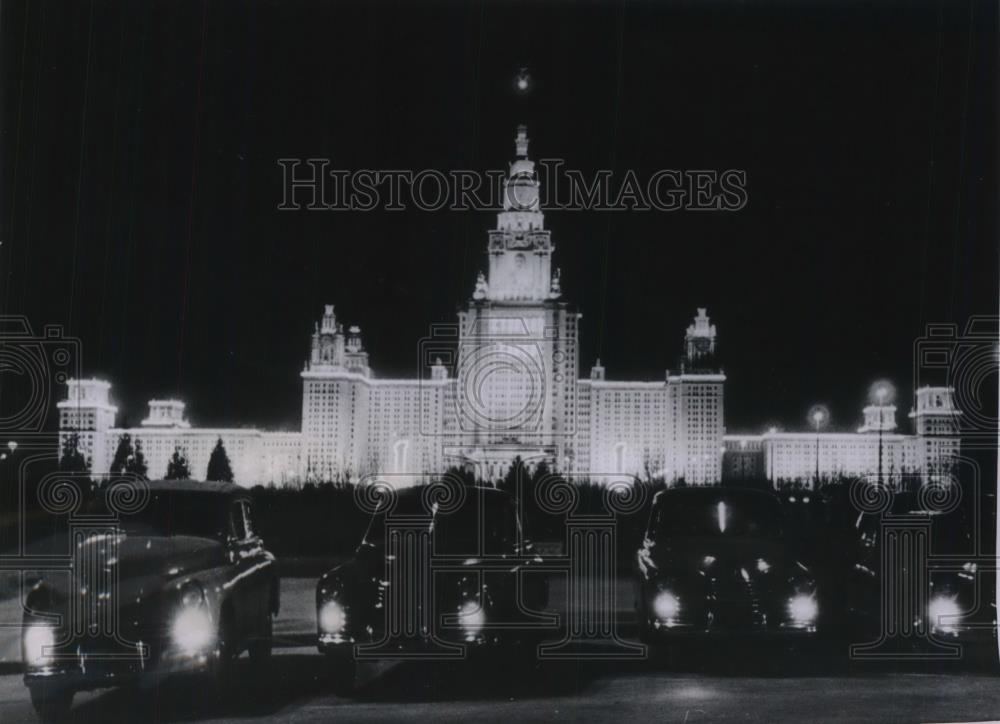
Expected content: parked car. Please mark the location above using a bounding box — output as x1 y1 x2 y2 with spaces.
849 491 997 650
635 487 820 642
22 480 279 721
316 485 548 692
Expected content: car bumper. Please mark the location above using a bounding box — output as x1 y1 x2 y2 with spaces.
928 621 998 644
318 628 540 657
23 642 216 691
644 618 819 639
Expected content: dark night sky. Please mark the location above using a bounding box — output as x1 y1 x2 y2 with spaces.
1 0 996 434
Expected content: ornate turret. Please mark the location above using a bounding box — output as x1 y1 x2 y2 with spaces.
306 305 370 377
685 308 718 361
859 403 898 433
909 386 962 436
482 125 553 302
549 268 562 299
473 271 489 301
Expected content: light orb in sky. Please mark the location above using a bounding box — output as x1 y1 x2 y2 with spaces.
515 69 530 92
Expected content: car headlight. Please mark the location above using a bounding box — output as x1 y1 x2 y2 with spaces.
457 600 485 639
319 599 347 634
787 594 819 625
652 590 681 621
180 582 205 608
928 595 961 634
171 584 215 655
172 607 215 655
23 624 55 667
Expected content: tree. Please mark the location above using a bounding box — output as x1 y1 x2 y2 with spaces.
127 439 148 478
206 438 234 483
165 447 192 480
59 433 89 474
109 434 134 474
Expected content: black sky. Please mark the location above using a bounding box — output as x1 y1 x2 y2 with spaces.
1 0 996 434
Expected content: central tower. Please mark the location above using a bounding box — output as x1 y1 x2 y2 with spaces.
453 125 579 478
482 125 555 303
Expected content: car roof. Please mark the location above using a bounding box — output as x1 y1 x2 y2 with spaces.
376 484 512 515
143 479 245 496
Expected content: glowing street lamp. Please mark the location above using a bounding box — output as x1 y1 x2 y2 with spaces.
7 441 17 453
869 380 895 486
807 405 829 488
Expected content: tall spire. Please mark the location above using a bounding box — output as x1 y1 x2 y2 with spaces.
480 124 554 302
500 124 541 220
515 124 529 159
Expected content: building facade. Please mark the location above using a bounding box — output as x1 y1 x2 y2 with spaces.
723 386 962 488
297 126 725 484
59 383 303 486
56 125 960 489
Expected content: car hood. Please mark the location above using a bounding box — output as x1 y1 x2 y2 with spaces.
43 533 225 607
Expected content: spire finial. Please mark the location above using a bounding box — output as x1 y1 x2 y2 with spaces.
515 124 529 159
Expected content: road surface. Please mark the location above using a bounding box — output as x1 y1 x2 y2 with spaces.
1 579 998 723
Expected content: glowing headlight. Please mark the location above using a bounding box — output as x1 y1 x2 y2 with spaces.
23 624 55 667
171 607 215 655
787 594 819 624
653 590 681 621
180 583 205 608
457 600 485 638
319 600 347 634
928 595 961 634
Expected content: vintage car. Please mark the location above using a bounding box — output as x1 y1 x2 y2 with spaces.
22 480 279 721
850 491 997 651
635 487 820 642
316 485 548 692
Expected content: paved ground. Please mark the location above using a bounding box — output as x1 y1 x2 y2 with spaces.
1 579 999 723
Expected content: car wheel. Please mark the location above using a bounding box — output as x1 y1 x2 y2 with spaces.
28 684 73 723
326 653 357 696
209 613 238 704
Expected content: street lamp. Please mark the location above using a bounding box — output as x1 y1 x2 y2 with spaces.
807 405 829 489
869 380 895 487
7 441 17 454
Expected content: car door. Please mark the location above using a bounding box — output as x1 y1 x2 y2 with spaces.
226 497 263 640
239 498 273 626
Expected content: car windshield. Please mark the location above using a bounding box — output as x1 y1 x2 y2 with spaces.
432 496 518 556
359 490 519 556
650 492 784 540
93 491 226 539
